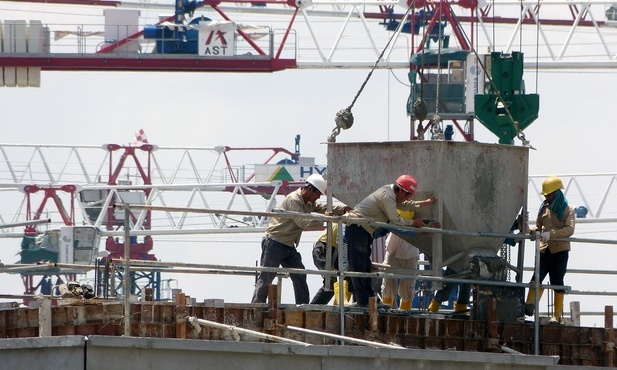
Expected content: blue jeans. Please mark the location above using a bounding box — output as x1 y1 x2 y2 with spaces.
251 237 309 304
434 267 471 305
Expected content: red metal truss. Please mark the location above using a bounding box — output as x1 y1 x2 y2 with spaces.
22 184 77 235
0 55 297 72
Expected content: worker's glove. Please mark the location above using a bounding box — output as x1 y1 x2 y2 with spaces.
540 231 551 243
529 228 537 241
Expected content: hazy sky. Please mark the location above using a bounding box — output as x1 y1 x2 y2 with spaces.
0 1 616 327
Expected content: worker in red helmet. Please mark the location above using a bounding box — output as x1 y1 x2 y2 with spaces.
344 174 438 308
251 174 350 305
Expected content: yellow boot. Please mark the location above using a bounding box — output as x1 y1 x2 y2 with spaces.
333 280 351 305
382 296 395 307
453 302 468 314
549 292 564 325
428 299 441 313
333 282 341 305
344 281 353 304
399 299 412 311
524 286 544 316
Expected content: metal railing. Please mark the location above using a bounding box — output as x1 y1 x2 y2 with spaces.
2 203 616 355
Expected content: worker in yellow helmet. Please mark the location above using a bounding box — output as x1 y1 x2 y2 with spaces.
525 176 575 324
309 223 352 305
380 209 421 311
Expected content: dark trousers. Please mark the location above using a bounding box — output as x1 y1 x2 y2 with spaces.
346 224 374 306
434 266 471 304
310 241 353 304
251 237 309 304
531 249 569 293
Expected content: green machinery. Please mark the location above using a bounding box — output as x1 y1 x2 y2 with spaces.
475 52 539 144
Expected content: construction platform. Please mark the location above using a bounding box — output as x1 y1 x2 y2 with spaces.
0 289 615 369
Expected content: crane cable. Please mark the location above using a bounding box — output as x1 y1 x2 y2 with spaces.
412 2 429 124
327 0 417 143
414 3 430 140
430 6 444 140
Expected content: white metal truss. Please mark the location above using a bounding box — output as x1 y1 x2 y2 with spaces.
3 0 617 69
0 144 615 239
528 174 617 221
0 143 298 237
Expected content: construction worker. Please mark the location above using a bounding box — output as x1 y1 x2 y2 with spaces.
525 176 575 324
344 174 436 308
309 223 352 305
427 268 472 314
251 174 350 304
381 209 436 311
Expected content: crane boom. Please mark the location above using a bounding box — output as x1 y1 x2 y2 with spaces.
1 0 617 73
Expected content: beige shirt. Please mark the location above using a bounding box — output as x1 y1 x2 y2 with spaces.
537 205 575 254
317 223 339 248
346 184 421 234
265 188 347 248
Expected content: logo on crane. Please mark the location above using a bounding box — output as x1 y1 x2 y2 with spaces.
199 23 235 57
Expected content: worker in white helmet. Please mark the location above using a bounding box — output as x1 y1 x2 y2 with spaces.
251 174 350 304
524 176 575 324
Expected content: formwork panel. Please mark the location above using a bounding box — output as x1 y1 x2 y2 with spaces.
328 140 528 272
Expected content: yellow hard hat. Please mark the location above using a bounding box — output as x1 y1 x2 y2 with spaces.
541 176 564 195
397 209 415 220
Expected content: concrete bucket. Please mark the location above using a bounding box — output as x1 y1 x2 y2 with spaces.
327 140 529 273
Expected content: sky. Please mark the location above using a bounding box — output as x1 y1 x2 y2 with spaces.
0 1 616 327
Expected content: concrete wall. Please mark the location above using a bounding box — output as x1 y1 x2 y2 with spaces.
0 335 565 370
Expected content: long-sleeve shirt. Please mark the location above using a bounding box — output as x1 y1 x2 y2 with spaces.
346 184 422 234
264 188 347 248
317 223 339 248
537 204 575 254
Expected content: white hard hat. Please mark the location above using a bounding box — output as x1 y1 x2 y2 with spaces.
306 174 327 194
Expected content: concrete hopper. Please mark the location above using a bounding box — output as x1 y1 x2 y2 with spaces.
327 140 528 273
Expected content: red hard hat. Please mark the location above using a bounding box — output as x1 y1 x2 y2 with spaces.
396 174 417 195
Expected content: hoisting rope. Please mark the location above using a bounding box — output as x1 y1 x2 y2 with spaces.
430 8 444 140
412 2 428 123
327 1 417 143
413 3 429 140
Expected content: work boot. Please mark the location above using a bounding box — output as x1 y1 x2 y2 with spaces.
428 299 441 313
549 292 564 325
524 286 544 316
453 302 468 314
399 299 412 311
345 285 353 303
382 296 395 307
333 282 341 305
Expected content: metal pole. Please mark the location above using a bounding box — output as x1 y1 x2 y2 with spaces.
280 324 404 349
534 232 541 355
123 205 132 337
0 218 51 229
337 218 345 342
188 317 309 345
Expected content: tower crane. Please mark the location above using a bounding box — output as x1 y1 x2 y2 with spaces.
2 0 617 302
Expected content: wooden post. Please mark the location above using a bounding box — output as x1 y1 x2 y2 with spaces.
486 298 499 352
175 291 187 339
605 306 615 367
38 296 52 337
368 296 378 332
